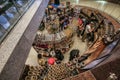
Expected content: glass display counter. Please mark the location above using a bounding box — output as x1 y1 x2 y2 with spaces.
0 0 35 43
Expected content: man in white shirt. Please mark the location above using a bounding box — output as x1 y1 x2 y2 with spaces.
86 23 91 34
82 23 92 42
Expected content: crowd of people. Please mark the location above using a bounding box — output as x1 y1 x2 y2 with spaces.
42 4 75 32
77 15 96 44
41 4 98 45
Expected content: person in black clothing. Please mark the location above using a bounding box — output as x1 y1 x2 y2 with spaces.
57 8 61 15
38 53 42 59
63 15 69 29
89 30 94 42
81 18 90 40
45 8 48 16
59 15 62 30
55 49 64 61
54 0 60 5
8 0 13 2
86 22 95 43
59 15 65 31
39 20 45 31
90 13 98 22
69 49 79 61
70 8 74 17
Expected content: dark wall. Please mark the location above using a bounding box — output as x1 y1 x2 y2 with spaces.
91 58 120 80
91 40 120 80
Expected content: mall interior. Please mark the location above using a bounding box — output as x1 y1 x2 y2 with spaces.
0 0 120 80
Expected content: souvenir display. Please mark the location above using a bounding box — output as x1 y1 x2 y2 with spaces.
25 65 47 80
44 63 74 80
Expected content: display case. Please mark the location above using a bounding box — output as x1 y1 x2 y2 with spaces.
0 0 35 43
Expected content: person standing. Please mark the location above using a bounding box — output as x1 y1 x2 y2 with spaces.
77 16 83 37
55 49 64 61
86 23 92 41
59 15 64 31
82 22 92 42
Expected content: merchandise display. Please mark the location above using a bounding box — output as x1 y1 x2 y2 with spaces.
44 63 72 80
24 65 48 80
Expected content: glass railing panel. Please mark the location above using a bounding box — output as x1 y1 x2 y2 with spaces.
0 0 35 44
